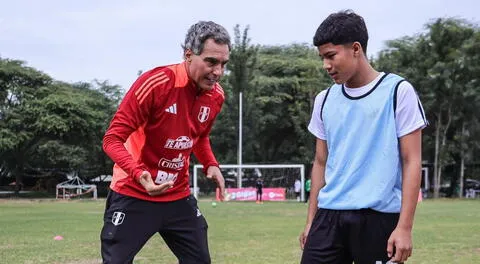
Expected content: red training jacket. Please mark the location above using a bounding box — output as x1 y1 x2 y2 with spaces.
103 61 224 202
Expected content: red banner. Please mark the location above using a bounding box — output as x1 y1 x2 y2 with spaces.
217 188 286 201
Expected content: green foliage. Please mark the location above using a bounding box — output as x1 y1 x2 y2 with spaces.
0 57 121 189
247 44 329 163
376 18 480 197
211 32 329 165
2 17 480 198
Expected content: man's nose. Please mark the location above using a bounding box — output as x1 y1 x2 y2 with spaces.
212 64 223 76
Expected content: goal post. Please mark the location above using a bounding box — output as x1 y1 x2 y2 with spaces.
193 164 305 201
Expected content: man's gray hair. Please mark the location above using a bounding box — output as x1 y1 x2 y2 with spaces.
182 21 231 55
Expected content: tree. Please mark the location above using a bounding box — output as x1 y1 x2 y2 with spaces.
376 18 480 198
0 57 122 193
250 44 329 163
209 25 259 164
0 58 53 192
453 29 480 197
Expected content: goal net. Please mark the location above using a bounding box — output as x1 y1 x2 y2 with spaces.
192 164 305 202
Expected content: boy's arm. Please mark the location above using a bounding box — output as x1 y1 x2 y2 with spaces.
299 138 327 249
388 128 422 262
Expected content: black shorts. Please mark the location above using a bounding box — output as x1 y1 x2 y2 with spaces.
301 208 400 264
100 191 210 264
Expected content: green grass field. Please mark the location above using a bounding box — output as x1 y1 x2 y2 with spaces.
0 199 479 264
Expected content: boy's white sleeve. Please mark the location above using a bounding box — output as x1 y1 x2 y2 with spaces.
395 81 428 138
308 90 328 140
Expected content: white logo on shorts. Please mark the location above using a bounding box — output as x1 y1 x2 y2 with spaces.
196 208 202 217
112 212 125 226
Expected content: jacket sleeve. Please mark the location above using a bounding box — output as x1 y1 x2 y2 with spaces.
103 70 171 180
193 134 219 174
193 98 223 174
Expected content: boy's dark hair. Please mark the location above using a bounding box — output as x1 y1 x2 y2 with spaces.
313 10 369 54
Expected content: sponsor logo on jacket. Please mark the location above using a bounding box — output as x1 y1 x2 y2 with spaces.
165 136 193 150
155 170 178 184
158 154 185 171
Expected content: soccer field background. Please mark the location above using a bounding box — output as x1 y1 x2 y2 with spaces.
0 199 479 264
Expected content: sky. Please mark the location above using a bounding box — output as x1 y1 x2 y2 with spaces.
0 0 478 90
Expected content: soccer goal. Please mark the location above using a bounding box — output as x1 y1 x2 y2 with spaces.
56 176 98 199
192 164 305 202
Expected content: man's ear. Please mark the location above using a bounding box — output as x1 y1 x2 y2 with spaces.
184 49 192 62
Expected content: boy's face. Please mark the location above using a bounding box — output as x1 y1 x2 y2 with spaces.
185 38 230 92
317 43 358 84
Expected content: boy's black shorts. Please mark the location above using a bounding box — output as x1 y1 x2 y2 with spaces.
301 208 400 264
100 191 210 264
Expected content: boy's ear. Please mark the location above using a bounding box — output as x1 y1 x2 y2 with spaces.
352 42 363 57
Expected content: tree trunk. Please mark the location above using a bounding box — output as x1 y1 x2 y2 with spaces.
459 121 465 198
14 166 23 196
433 106 452 198
433 113 441 198
12 150 26 196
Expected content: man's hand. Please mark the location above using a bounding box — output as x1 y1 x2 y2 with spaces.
299 222 312 250
137 171 173 196
206 166 225 201
387 226 413 263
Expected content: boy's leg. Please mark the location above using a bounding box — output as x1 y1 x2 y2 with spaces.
300 209 353 264
348 209 400 264
160 195 210 264
100 191 159 264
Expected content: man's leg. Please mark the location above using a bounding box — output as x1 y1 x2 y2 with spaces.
348 209 400 264
160 195 210 264
100 191 159 264
301 209 353 264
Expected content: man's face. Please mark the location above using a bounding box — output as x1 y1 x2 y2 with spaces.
185 38 230 91
317 43 358 84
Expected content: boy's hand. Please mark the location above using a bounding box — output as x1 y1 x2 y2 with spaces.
299 222 312 250
387 226 413 263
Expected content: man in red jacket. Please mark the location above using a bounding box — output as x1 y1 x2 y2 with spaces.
100 21 230 264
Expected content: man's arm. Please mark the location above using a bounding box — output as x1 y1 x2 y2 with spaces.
103 69 170 181
192 115 225 200
387 128 422 262
299 138 327 249
103 89 149 181
193 92 223 172
193 136 219 171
